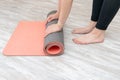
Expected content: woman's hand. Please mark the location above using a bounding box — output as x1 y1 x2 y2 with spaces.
47 12 59 22
45 23 63 37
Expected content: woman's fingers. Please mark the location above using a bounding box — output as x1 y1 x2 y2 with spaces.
48 17 54 22
45 24 62 37
47 12 59 22
47 15 55 22
47 16 52 22
44 25 53 37
44 30 50 37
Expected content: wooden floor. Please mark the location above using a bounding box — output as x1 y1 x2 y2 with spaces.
0 0 120 80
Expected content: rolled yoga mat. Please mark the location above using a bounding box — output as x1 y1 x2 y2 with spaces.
44 10 64 55
3 10 64 56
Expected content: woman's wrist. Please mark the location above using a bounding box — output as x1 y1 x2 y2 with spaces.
57 22 64 28
56 10 60 15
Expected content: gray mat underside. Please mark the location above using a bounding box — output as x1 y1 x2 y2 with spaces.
45 10 64 47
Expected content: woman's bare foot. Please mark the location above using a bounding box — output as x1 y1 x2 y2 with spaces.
72 21 97 34
47 12 59 22
72 28 105 44
45 23 63 37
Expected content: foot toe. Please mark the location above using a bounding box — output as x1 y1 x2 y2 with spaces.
72 29 77 34
72 38 81 44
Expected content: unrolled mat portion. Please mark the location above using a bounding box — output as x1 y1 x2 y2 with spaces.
3 10 64 56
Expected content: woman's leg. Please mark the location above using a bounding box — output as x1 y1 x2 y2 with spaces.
45 0 73 36
96 0 120 30
72 0 104 34
91 0 104 21
73 0 120 44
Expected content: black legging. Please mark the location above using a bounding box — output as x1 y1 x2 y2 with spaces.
91 0 120 30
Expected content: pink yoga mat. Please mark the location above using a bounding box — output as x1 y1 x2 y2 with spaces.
3 11 64 56
3 21 64 56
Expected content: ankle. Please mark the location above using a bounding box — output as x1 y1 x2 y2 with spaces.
89 21 97 26
91 28 105 36
90 20 97 24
